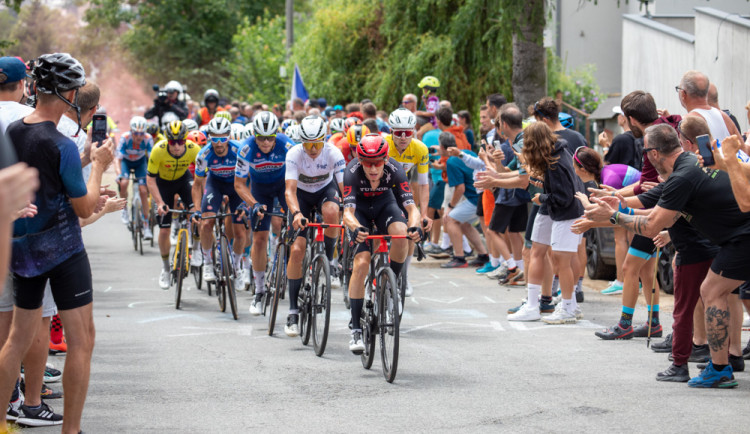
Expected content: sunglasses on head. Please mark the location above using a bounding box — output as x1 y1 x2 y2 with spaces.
210 136 229 143
256 135 276 143
303 141 324 150
392 130 414 139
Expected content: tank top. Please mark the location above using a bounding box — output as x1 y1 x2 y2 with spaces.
690 107 731 141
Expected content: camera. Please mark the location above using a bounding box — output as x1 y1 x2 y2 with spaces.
153 84 168 104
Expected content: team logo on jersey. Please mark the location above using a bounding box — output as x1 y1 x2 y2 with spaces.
165 164 171 168
343 186 352 197
239 146 250 158
400 181 411 193
213 160 218 164
257 153 261 158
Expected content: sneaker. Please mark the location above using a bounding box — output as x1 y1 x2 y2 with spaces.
542 304 577 324
120 208 129 225
573 306 584 320
540 301 555 313
249 293 263 316
743 337 750 360
441 258 468 269
507 303 541 322
40 384 62 399
575 290 584 303
468 254 488 267
190 249 203 267
143 226 153 241
404 280 413 297
507 302 526 314
486 263 508 280
594 324 634 340
687 361 738 388
7 397 22 422
670 344 711 363
159 269 170 289
349 330 365 354
203 265 216 283
509 270 526 286
651 333 673 353
656 363 690 382
48 339 66 356
284 314 300 337
476 263 499 275
464 249 474 258
499 267 521 285
423 244 443 255
44 364 61 383
17 402 63 427
744 312 750 328
601 281 623 295
633 323 663 338
428 247 452 259
697 355 745 373
330 264 341 289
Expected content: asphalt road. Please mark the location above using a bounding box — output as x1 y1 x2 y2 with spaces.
27 211 749 433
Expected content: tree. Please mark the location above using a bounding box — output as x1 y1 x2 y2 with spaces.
508 0 546 115
6 0 78 58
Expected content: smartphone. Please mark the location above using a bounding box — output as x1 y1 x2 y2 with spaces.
92 114 108 147
512 142 523 153
492 140 502 150
696 134 714 166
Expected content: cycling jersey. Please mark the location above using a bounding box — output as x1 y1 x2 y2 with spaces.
235 133 294 184
285 143 346 193
194 140 242 183
334 136 354 163
117 132 153 162
385 135 429 184
147 139 200 181
342 157 415 210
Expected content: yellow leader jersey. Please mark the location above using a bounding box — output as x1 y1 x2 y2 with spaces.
147 139 200 181
386 135 429 184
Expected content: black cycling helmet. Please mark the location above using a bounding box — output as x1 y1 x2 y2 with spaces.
32 53 85 95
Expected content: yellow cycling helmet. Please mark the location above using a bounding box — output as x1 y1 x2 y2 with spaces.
165 120 187 141
418 76 440 90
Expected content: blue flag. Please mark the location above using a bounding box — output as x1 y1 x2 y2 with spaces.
291 64 309 103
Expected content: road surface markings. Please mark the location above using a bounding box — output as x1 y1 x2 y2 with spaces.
484 296 496 304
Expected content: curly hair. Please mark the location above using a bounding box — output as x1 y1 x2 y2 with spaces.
522 122 559 178
573 146 602 183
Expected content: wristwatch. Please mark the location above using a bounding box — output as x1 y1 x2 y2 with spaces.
458 152 464 159
609 211 620 225
448 203 455 209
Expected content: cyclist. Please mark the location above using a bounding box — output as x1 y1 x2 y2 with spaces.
283 115 346 336
234 111 295 314
386 108 432 296
146 119 200 289
327 117 345 143
338 123 370 164
285 124 302 145
116 116 154 241
343 133 423 353
182 118 199 132
146 121 164 143
195 89 224 126
192 116 247 286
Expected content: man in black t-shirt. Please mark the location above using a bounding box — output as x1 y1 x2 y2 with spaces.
584 124 750 388
603 107 641 170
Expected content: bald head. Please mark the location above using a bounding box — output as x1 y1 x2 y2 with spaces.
707 83 719 108
680 70 710 99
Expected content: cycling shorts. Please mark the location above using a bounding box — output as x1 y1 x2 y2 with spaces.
13 250 92 311
155 173 193 228
251 180 287 232
628 234 657 260
119 158 148 186
0 278 56 317
297 181 340 238
352 195 407 255
201 176 244 225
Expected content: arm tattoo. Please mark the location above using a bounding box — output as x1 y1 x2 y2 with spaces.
705 306 730 353
616 213 650 236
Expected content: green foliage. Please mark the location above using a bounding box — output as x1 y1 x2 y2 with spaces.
6 1 78 58
1 0 22 12
221 12 288 104
546 49 605 114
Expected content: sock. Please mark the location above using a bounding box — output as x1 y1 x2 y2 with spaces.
25 404 41 410
350 298 364 332
324 236 336 261
540 295 552 306
462 236 471 253
575 277 583 293
242 255 250 270
254 270 266 294
562 298 574 314
233 252 242 272
713 364 729 371
648 304 660 326
288 278 302 313
10 379 19 402
614 279 623 287
403 256 412 281
490 256 500 267
516 259 524 272
527 284 541 308
390 260 404 278
551 275 559 295
440 232 451 250
619 305 635 328
202 247 212 264
162 254 170 271
570 294 579 311
50 314 63 344
506 258 517 269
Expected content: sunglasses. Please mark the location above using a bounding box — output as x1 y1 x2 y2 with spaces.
210 136 229 143
168 139 186 146
132 131 145 136
256 135 276 143
303 141 324 151
402 100 415 104
360 159 385 168
392 130 414 139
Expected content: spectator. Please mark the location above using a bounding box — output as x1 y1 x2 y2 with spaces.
677 71 740 141
532 96 587 155
229 107 242 124
416 76 440 129
457 110 475 151
436 107 470 150
292 98 305 112
602 106 641 169
145 80 188 121
293 110 306 123
193 89 224 126
362 102 390 133
485 93 508 145
478 105 492 140
283 109 293 120
707 84 742 135
401 94 418 113
345 103 360 114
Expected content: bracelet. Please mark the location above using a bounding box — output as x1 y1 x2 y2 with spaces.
292 210 302 218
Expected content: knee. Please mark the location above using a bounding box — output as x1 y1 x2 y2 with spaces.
322 204 338 222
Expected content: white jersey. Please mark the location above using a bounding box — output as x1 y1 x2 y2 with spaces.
690 107 731 141
285 143 346 193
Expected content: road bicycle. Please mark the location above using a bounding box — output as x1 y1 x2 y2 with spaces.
201 210 242 320
163 208 194 310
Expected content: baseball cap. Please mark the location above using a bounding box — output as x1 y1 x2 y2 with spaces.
612 106 624 116
0 57 29 84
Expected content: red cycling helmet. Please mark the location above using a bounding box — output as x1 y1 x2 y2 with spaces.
357 133 388 159
187 130 207 147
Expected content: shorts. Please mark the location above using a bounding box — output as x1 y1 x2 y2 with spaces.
351 196 407 255
297 181 340 237
251 180 287 232
711 235 750 282
739 281 750 300
201 176 244 225
0 278 56 317
428 180 445 209
628 234 657 260
489 204 528 234
476 192 484 217
119 158 148 186
442 184 454 210
530 213 581 252
13 250 92 311
155 173 194 228
448 200 478 224
525 205 540 246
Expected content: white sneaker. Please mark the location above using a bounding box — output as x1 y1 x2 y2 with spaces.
143 226 153 241
507 303 541 321
284 314 300 337
330 262 341 289
249 295 263 316
349 330 365 354
159 269 170 289
242 267 251 288
574 306 584 320
203 265 216 282
486 263 508 280
405 280 413 297
190 248 203 267
542 304 577 324
120 208 129 225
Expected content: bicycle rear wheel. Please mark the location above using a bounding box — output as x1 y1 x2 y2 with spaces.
378 267 400 383
131 200 138 251
221 235 238 320
214 244 226 312
175 231 187 310
299 248 313 346
397 271 406 321
312 255 331 357
268 243 286 336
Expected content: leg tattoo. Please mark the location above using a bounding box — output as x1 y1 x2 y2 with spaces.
705 306 730 352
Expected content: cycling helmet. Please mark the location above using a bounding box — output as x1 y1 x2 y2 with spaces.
204 89 219 103
347 124 371 147
230 123 247 141
343 117 361 133
96 106 107 116
388 108 416 130
165 120 187 141
252 111 280 136
199 124 210 135
207 116 231 136
160 111 179 130
280 118 298 133
129 116 147 133
417 75 440 90
146 122 159 137
299 115 326 142
285 124 302 143
214 111 232 122
243 123 254 137
32 53 86 94
329 118 345 134
182 118 198 132
357 133 388 159
165 80 183 94
559 112 574 129
187 130 207 147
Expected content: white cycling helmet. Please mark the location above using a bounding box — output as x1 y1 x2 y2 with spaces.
253 111 280 136
388 108 416 130
299 115 326 142
182 118 198 132
230 123 247 141
204 88 219 102
160 112 179 130
329 118 345 134
243 123 254 137
199 124 210 135
285 124 302 143
165 80 183 94
207 116 232 136
281 118 298 133
129 116 147 133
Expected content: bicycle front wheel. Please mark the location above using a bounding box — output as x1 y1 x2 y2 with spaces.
300 248 313 346
221 236 238 320
378 267 400 383
268 243 286 335
311 255 331 357
175 231 187 310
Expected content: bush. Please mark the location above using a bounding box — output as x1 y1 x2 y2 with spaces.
546 49 605 114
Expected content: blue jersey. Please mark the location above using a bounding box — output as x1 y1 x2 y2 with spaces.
195 140 242 183
117 132 153 162
235 133 294 184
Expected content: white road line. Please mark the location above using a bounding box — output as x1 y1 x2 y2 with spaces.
508 321 528 331
429 273 439 279
410 297 419 305
489 321 504 331
483 296 496 304
411 281 432 288
448 281 459 287
401 322 442 334
166 331 232 338
419 297 464 304
103 286 112 293
138 314 191 324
